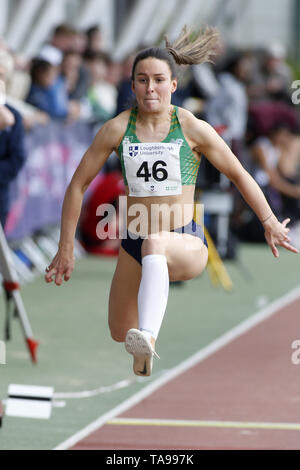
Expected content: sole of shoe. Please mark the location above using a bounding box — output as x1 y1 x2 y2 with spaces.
125 329 153 377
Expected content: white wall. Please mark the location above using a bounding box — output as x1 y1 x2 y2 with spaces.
0 0 296 59
0 0 9 37
223 0 293 50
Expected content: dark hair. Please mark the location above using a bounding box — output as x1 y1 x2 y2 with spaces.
86 25 101 40
132 47 177 80
53 24 77 37
30 59 52 82
63 49 81 59
222 50 246 74
83 49 110 65
131 25 220 80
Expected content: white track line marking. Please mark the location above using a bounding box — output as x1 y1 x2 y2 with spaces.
54 378 139 399
107 417 300 431
54 285 300 450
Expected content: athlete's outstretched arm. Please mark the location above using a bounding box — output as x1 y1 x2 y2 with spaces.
190 116 298 258
45 118 123 285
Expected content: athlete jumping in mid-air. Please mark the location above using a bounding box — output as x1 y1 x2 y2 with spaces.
45 26 298 377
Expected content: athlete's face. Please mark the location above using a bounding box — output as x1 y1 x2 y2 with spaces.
132 57 177 112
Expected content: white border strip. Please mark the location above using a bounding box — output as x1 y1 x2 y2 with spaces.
54 285 300 450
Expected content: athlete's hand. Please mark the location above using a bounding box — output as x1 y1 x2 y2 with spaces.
44 248 75 286
263 216 299 258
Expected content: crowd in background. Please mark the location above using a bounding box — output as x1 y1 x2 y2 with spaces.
0 24 124 129
1 23 300 251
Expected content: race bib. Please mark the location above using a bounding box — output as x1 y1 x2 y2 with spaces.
123 142 182 197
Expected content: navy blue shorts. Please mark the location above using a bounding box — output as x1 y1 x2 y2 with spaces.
121 219 208 265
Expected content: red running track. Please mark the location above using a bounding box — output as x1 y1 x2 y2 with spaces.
71 296 300 450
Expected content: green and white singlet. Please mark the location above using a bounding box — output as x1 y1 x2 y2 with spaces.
118 106 200 197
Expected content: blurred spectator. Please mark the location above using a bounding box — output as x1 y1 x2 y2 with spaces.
38 43 63 66
192 63 221 104
116 52 135 115
172 65 196 108
26 58 68 118
205 50 253 159
26 54 81 121
278 131 300 228
107 59 122 88
0 102 26 229
85 25 103 53
0 101 15 128
46 24 87 56
73 30 88 54
278 132 300 182
84 50 117 122
6 51 31 102
61 50 89 100
251 122 300 220
0 47 49 129
0 49 16 96
247 43 293 102
191 38 226 101
50 24 78 53
248 100 299 139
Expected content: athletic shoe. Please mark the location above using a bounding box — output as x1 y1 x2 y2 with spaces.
125 328 160 377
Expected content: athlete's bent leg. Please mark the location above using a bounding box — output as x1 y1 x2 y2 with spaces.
142 231 208 281
137 231 208 349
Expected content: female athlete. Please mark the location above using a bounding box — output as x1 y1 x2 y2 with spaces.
45 26 298 376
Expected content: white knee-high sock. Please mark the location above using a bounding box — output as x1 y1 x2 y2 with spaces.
138 254 169 340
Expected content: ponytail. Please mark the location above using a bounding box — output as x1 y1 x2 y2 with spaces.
131 25 221 80
164 25 221 66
